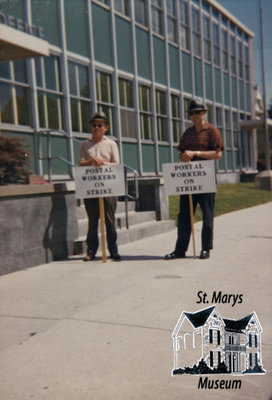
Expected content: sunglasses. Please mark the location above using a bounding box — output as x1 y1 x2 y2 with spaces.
92 123 104 128
189 110 203 116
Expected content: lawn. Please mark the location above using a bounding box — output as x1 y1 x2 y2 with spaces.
169 182 272 224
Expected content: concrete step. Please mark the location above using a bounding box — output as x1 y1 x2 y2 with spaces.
77 210 156 238
73 219 176 255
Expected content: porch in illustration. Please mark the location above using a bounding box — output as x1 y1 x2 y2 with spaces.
172 306 266 375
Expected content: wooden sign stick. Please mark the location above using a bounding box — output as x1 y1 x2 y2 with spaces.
188 194 197 259
99 197 107 263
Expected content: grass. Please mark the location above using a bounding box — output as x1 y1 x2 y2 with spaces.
169 182 272 224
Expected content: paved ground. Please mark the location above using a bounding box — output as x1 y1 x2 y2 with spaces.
0 202 271 400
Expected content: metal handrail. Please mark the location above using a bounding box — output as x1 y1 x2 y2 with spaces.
37 129 139 229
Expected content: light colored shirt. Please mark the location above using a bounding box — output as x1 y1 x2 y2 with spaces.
79 136 120 164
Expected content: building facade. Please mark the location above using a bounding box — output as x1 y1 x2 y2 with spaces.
0 0 256 182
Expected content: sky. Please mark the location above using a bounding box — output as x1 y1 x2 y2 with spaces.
215 0 272 107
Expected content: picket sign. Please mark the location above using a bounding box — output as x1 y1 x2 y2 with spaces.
75 164 125 263
162 160 217 259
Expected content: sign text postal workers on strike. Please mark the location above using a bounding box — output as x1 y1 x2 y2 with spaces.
75 164 125 199
162 160 216 196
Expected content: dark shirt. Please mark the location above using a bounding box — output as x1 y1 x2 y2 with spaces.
178 122 224 159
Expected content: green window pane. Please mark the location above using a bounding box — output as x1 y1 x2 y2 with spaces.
153 37 166 85
246 83 251 112
64 0 88 56
47 94 62 129
80 101 91 132
45 56 60 91
214 68 221 103
232 77 237 108
70 99 80 131
227 150 233 170
0 82 14 123
115 16 133 73
194 57 202 97
205 63 212 100
92 3 113 66
182 51 192 93
169 45 180 89
142 144 156 172
239 81 244 110
0 0 24 18
224 73 230 105
16 86 30 126
31 0 60 46
0 61 10 79
218 151 225 170
79 65 89 98
122 142 138 171
158 145 170 172
68 62 77 96
14 60 27 83
136 28 151 79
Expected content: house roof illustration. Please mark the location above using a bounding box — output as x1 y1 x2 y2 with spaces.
184 306 216 328
223 312 262 333
172 307 262 339
172 306 225 338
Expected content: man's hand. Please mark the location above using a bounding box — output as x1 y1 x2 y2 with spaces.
79 157 106 167
179 150 195 162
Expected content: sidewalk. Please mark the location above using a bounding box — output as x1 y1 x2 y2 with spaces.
0 202 271 400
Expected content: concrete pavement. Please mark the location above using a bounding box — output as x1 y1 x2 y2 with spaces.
0 202 271 400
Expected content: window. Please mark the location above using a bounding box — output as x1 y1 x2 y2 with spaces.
0 60 30 126
151 0 163 36
68 61 91 133
225 110 232 150
139 84 152 140
171 94 180 142
192 8 201 56
135 0 147 26
96 71 114 135
255 353 258 366
203 15 211 61
36 55 63 130
179 0 189 50
166 0 177 43
249 353 253 367
119 78 136 138
255 334 258 348
183 98 191 120
155 89 167 141
244 46 250 81
210 351 214 367
249 333 252 347
222 29 228 70
238 41 243 78
213 23 220 66
230 35 236 75
114 0 129 16
206 104 213 123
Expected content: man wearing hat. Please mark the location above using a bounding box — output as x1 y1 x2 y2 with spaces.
165 100 223 260
79 111 121 261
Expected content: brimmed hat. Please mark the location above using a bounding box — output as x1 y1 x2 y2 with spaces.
188 100 207 113
90 111 109 124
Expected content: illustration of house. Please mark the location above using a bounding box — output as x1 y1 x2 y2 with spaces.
172 306 264 374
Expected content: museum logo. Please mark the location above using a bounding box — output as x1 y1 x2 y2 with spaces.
171 306 266 388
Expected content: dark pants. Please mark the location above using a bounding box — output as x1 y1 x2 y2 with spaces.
175 193 215 255
84 197 118 255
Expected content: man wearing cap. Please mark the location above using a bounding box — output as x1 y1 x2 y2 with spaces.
79 111 121 261
165 100 223 260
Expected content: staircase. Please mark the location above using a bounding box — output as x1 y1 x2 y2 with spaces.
73 200 175 255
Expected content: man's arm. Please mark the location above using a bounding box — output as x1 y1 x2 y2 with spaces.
179 149 222 162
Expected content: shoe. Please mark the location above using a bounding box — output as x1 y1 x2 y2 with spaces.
110 253 121 261
83 251 96 261
200 250 210 259
164 251 186 260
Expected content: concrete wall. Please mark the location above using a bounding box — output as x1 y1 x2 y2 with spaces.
0 183 78 275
